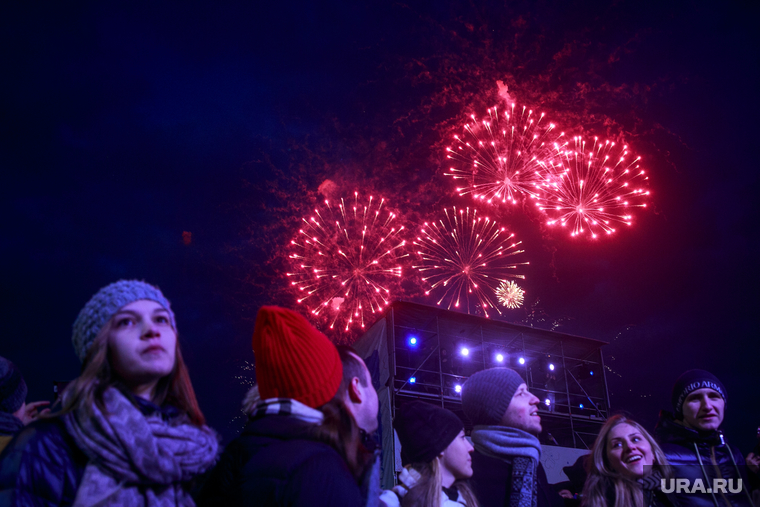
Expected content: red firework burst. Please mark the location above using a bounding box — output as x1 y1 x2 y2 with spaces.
412 206 528 318
536 136 650 239
286 192 407 333
444 103 567 206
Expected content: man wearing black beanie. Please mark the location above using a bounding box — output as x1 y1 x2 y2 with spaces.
653 369 754 507
461 367 564 507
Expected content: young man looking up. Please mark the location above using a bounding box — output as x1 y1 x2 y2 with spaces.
461 367 565 507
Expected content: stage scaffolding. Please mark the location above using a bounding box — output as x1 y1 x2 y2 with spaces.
352 301 610 488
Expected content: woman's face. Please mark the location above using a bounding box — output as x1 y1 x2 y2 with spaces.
107 299 176 398
440 430 474 481
605 422 655 479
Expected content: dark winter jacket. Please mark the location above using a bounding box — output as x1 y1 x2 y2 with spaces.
469 449 565 507
601 472 676 507
197 415 363 507
0 397 184 507
654 411 754 507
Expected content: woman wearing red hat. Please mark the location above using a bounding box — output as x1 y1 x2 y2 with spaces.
197 306 371 507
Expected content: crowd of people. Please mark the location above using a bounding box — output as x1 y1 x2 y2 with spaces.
0 279 757 507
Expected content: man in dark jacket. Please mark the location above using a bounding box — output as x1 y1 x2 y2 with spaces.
654 369 755 507
197 307 372 507
461 367 565 507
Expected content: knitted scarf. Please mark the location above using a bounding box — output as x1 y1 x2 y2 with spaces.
471 426 542 507
64 388 219 507
248 397 325 424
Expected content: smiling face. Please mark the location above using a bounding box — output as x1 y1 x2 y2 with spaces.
606 423 655 479
500 383 542 435
107 299 177 399
682 388 725 431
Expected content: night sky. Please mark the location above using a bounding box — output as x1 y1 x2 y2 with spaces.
2 1 758 449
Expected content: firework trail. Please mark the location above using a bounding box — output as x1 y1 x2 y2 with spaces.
496 280 525 309
286 192 407 334
412 206 528 318
536 137 650 239
444 104 567 206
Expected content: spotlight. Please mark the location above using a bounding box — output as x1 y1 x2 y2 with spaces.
496 353 504 363
545 399 551 406
549 363 555 371
518 357 525 365
409 377 416 384
590 370 594 376
409 336 418 347
579 403 584 409
460 347 469 357
454 384 462 393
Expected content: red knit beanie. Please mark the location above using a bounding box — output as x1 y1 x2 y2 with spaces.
252 306 342 409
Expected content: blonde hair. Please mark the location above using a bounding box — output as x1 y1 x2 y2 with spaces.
582 415 671 507
55 316 205 426
402 457 480 507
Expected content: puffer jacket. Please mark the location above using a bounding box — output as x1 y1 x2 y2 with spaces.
196 415 363 506
654 411 754 507
0 417 86 507
0 398 186 507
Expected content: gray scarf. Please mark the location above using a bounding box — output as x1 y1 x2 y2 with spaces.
65 388 219 507
471 426 541 507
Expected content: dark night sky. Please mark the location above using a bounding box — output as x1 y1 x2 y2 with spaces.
2 1 758 448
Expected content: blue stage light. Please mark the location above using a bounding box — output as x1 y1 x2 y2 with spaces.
579 403 584 409
409 376 416 384
496 353 504 363
549 363 555 371
409 336 418 347
460 347 469 357
454 384 462 393
518 357 525 365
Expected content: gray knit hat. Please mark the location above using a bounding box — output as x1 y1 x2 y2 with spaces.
72 280 176 363
462 367 524 426
0 357 28 414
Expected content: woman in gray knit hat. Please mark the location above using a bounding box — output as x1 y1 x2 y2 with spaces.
0 280 219 506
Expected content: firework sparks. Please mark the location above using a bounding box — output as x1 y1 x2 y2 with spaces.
286 192 407 334
445 104 567 206
496 280 525 309
536 136 650 239
412 206 528 317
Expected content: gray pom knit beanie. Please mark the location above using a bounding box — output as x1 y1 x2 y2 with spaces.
462 367 525 426
0 357 27 414
72 280 176 363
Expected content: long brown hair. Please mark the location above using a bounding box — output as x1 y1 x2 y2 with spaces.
402 457 480 507
582 415 671 507
310 396 374 481
57 317 206 427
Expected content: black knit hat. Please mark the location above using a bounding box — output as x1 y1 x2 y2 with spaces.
462 367 524 426
0 357 28 414
394 401 463 465
671 369 727 418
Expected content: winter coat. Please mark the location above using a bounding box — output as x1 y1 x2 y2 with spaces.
654 411 754 507
469 449 565 507
0 398 188 507
379 466 469 506
600 473 676 507
196 415 363 507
